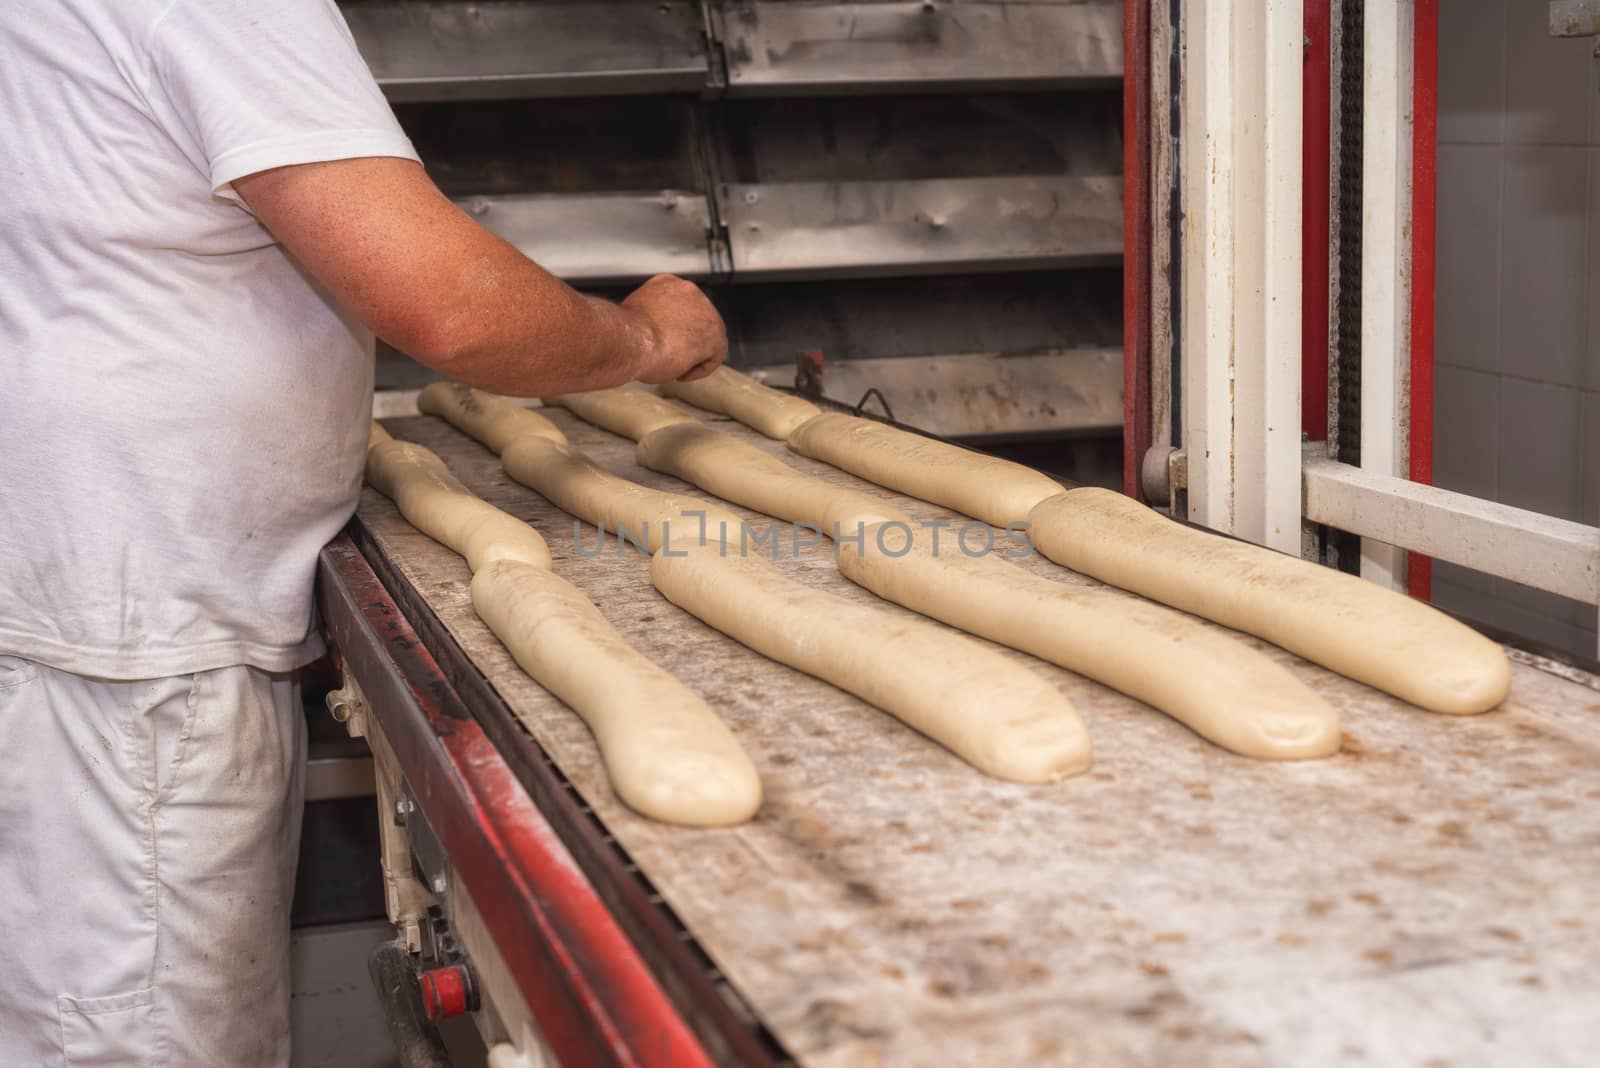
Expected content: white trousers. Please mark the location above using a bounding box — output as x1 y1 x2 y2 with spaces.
0 656 305 1067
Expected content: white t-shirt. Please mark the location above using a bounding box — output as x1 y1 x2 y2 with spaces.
0 0 419 678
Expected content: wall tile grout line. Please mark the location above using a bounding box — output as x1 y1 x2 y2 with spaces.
1432 365 1600 397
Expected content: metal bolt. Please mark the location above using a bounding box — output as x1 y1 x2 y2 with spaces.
394 797 416 824
744 190 759 204
431 873 448 895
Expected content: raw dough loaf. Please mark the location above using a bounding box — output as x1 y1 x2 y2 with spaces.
658 366 822 440
502 435 743 554
475 414 1088 782
788 413 1065 528
366 438 553 572
368 426 759 826
542 386 698 441
473 560 761 826
1029 488 1512 715
840 523 1340 758
637 422 906 532
418 382 567 454
652 545 1091 783
637 421 1338 758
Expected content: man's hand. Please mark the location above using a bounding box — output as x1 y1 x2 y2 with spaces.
622 275 727 384
233 156 725 396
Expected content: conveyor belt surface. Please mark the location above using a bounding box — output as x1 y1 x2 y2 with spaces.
362 409 1600 1067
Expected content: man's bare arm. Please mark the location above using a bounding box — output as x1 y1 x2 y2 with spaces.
233 157 725 395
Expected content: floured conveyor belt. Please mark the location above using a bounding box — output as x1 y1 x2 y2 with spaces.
359 408 1600 1067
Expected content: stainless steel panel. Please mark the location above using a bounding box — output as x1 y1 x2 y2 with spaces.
719 0 1122 95
722 175 1121 281
457 191 714 284
771 348 1123 437
721 268 1121 367
305 755 377 802
714 93 1123 183
344 1 709 102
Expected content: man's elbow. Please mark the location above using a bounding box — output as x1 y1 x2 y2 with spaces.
386 311 488 380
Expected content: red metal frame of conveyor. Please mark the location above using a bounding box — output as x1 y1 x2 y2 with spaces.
1303 0 1332 444
1121 0 1152 501
318 537 714 1068
1408 0 1438 601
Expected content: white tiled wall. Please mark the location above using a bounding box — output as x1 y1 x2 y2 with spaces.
1432 0 1598 657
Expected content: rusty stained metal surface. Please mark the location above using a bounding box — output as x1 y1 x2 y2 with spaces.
722 175 1122 282
344 0 709 101
1549 0 1600 37
751 349 1123 439
364 410 1600 1068
718 0 1122 94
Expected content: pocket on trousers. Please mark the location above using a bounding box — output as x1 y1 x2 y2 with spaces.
0 655 36 691
58 988 159 1067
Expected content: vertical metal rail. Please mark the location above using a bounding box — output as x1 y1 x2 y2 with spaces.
1303 0 1333 444
1179 0 1304 551
1407 0 1438 601
1122 0 1153 501
1358 0 1414 590
1331 0 1366 574
690 5 735 283
1164 0 1183 451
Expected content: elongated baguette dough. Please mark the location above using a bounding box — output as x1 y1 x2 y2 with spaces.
542 386 698 441
1029 488 1511 715
366 438 553 572
472 560 761 826
780 400 1507 717
652 545 1091 783
636 422 1338 758
367 426 760 826
465 410 1089 783
787 413 1065 528
637 422 907 531
840 523 1340 758
659 366 822 440
418 382 567 453
501 435 743 554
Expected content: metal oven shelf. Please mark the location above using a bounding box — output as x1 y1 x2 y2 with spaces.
345 1 710 102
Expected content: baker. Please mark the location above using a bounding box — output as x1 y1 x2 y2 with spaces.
0 1 725 1064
